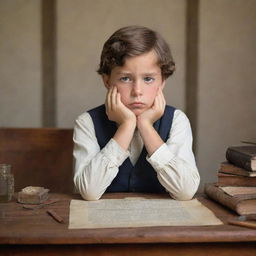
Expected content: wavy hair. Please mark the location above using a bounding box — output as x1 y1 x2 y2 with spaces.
97 26 175 79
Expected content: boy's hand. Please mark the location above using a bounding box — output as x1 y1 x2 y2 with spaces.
105 86 136 125
137 88 166 126
136 88 166 156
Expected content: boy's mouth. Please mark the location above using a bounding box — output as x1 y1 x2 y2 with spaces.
129 102 146 109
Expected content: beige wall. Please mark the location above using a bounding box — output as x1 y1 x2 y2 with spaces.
197 0 256 189
0 0 41 127
0 0 255 190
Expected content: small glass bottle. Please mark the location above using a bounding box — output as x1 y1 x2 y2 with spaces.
0 164 14 203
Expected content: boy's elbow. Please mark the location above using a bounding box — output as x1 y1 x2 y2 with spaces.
77 184 103 201
170 190 195 201
81 190 102 201
74 175 102 201
169 177 200 201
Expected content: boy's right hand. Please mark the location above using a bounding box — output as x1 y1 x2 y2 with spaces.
105 86 136 126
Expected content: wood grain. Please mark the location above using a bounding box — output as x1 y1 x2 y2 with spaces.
0 128 74 193
1 193 256 255
1 193 256 245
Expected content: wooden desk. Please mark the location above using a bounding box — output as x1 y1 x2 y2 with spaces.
1 193 256 256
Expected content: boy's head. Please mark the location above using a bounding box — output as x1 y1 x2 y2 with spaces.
97 26 175 79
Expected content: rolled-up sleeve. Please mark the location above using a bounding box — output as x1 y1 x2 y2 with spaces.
73 113 129 201
147 110 200 200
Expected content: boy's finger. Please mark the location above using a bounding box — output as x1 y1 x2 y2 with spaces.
158 89 166 108
157 94 162 109
116 92 122 105
107 86 113 110
156 92 165 111
105 91 109 110
153 93 160 109
111 86 117 106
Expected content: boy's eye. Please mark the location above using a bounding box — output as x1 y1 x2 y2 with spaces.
120 77 131 82
144 77 155 83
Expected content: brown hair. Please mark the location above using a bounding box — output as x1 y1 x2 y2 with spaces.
97 26 175 79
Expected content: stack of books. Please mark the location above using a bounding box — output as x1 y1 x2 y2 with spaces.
205 145 256 216
217 146 256 186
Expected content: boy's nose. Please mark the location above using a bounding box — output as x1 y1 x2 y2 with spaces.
132 80 143 96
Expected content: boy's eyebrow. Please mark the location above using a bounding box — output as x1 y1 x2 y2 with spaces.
116 72 132 75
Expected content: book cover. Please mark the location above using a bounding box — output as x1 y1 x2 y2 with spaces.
217 172 256 186
220 162 256 177
226 146 256 171
241 139 256 145
204 183 256 215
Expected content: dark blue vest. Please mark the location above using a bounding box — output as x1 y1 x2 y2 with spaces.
88 104 175 193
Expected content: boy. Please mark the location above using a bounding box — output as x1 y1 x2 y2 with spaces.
73 26 200 201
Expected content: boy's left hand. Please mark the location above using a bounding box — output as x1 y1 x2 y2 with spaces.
137 88 166 126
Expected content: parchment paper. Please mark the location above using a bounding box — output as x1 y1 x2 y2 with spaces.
68 198 222 229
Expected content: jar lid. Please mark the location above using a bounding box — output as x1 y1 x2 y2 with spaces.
0 164 11 173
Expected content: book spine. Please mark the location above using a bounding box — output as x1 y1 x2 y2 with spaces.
220 163 256 177
204 184 242 215
217 173 256 186
226 148 253 171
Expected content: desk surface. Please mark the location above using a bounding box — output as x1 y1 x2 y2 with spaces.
1 193 256 245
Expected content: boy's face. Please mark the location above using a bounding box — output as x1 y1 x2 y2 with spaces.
103 50 165 116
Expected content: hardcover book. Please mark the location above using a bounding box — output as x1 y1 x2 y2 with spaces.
217 172 256 186
226 146 256 171
220 162 256 177
204 183 256 215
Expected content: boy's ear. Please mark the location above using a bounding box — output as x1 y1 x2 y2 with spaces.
102 74 111 89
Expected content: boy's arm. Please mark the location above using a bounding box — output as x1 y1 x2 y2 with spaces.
73 87 136 201
146 110 200 200
73 114 130 201
137 89 200 200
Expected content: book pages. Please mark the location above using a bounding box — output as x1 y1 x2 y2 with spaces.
68 198 222 229
220 186 256 196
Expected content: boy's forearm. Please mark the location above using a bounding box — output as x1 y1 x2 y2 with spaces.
113 121 136 151
137 121 164 156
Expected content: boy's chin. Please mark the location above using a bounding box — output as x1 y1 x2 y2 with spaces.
131 109 145 116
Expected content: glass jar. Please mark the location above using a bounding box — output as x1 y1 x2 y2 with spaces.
0 164 14 203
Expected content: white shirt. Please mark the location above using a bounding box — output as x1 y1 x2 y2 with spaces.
73 108 200 201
